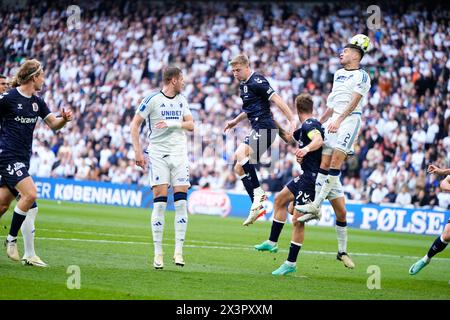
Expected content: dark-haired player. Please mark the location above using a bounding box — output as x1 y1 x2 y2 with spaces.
296 34 371 219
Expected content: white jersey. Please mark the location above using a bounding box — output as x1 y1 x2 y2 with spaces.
326 68 371 115
136 91 191 155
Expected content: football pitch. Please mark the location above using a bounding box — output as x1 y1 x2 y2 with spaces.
0 200 449 300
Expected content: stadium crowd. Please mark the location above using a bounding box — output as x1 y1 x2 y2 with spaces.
0 1 449 209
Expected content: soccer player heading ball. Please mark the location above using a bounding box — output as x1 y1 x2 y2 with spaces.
295 34 371 218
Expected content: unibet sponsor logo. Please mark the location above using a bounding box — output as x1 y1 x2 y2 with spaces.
161 110 182 117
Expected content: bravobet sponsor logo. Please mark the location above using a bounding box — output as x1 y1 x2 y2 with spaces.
14 116 38 124
188 189 231 217
360 207 446 235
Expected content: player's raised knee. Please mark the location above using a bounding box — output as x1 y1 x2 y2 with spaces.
234 162 244 176
21 190 37 205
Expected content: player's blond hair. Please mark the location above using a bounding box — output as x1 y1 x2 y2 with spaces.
10 59 43 87
229 54 250 67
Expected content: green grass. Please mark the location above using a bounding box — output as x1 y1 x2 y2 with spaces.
0 200 449 300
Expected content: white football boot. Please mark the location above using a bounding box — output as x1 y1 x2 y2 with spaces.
173 253 185 267
243 189 267 226
22 255 49 267
5 239 20 261
153 254 164 269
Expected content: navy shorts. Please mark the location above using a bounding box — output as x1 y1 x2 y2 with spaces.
286 172 317 206
244 128 277 163
0 158 30 196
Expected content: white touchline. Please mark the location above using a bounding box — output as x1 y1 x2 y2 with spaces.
13 234 450 262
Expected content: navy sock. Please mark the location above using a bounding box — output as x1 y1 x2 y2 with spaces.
329 168 340 176
427 236 448 259
287 242 302 263
269 220 285 243
9 211 27 237
173 192 187 202
336 220 347 227
154 196 168 203
240 175 254 202
242 160 260 189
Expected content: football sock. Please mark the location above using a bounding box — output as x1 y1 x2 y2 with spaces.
241 158 260 189
151 196 167 256
174 192 188 255
268 219 285 243
8 206 27 238
335 220 348 254
239 174 254 202
287 241 302 264
315 168 328 195
21 202 38 258
313 169 340 207
425 235 448 261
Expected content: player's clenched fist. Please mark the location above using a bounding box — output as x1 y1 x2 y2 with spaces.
135 152 147 170
61 108 73 122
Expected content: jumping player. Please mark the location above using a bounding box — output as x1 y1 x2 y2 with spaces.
296 34 371 219
224 54 296 226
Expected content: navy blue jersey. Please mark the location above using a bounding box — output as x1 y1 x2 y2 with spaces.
293 118 324 174
240 72 276 129
0 88 51 160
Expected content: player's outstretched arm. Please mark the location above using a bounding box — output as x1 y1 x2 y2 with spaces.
224 112 247 133
428 165 450 177
274 119 294 144
130 114 147 170
295 131 323 158
328 92 362 133
44 108 73 131
270 93 296 136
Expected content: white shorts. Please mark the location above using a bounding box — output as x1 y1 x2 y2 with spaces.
322 113 361 156
147 152 190 188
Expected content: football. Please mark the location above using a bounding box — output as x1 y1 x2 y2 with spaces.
350 34 370 53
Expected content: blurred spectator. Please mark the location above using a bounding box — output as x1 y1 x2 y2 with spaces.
0 1 448 209
395 186 412 206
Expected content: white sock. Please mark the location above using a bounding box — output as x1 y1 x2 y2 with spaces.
21 206 38 258
313 173 339 207
6 235 17 242
285 260 296 267
254 186 264 195
151 201 166 256
315 172 328 195
174 199 188 255
335 224 348 253
423 255 431 263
